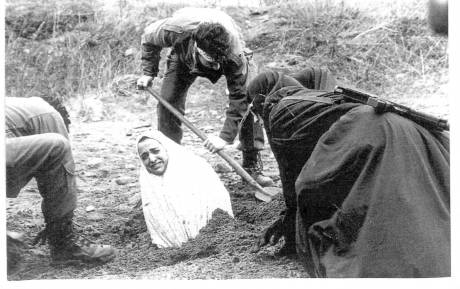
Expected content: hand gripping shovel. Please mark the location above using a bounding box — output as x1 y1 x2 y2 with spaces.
145 87 280 202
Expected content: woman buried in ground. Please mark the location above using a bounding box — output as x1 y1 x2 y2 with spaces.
136 130 234 248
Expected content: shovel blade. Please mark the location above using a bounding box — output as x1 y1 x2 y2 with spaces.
255 186 281 202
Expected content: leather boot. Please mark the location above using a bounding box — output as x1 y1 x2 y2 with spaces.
242 150 274 187
44 212 116 264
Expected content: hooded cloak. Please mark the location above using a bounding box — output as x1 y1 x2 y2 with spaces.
294 105 450 277
137 130 233 248
249 70 450 277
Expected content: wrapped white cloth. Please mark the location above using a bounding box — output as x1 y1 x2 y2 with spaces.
137 130 233 248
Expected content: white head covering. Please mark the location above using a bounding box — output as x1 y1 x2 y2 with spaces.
136 130 234 248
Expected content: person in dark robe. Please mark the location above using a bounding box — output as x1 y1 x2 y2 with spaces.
248 69 450 277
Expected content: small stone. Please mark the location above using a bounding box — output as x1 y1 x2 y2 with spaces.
203 126 214 133
87 212 104 221
124 47 137 57
214 163 232 173
7 231 25 242
126 164 137 170
87 158 103 168
115 177 131 185
287 58 297 66
85 205 95 212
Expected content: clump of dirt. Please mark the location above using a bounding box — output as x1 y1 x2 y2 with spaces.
110 210 147 244
231 190 285 225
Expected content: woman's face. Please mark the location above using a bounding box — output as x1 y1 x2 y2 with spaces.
138 138 169 176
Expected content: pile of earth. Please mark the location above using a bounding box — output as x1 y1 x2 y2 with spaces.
108 190 286 270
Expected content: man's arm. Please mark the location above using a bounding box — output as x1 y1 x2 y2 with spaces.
219 56 248 143
140 18 178 78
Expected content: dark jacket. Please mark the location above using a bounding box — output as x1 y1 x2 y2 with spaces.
141 7 249 142
263 86 450 277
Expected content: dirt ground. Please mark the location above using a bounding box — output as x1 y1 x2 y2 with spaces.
5 4 449 279
6 75 315 280
6 73 450 281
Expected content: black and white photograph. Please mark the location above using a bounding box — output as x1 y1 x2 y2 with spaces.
2 0 455 285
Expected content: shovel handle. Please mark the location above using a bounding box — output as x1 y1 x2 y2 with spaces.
145 87 272 201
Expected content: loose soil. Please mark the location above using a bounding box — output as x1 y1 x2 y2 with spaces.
6 77 310 280
5 4 448 280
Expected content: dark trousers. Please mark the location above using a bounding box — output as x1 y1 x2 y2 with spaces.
157 55 264 160
6 110 76 222
6 133 77 222
244 67 337 245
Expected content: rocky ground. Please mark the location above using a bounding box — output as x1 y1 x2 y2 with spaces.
5 1 449 281
6 76 313 280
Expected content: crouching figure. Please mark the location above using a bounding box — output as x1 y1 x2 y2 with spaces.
5 97 116 272
248 69 450 277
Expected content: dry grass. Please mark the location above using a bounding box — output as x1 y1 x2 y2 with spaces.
244 0 447 99
5 0 448 110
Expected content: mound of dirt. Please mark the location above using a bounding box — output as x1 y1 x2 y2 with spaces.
105 189 285 270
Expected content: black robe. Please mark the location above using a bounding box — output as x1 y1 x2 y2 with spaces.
262 82 450 277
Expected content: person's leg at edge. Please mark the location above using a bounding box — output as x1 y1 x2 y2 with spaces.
242 70 303 187
157 54 196 144
6 134 116 264
239 114 274 187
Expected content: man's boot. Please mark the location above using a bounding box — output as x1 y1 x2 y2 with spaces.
242 150 274 187
44 212 116 264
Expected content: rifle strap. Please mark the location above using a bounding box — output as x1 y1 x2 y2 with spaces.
282 91 340 104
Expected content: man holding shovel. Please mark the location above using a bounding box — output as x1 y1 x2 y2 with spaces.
136 7 273 187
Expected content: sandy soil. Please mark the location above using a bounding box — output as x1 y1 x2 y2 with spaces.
6 75 314 280
5 7 449 279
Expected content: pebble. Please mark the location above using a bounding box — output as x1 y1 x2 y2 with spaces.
115 177 131 185
214 163 232 173
85 205 95 212
203 126 214 133
232 257 240 263
86 212 104 221
87 158 103 168
126 164 137 170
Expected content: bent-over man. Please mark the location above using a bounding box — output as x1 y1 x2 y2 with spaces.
248 69 450 277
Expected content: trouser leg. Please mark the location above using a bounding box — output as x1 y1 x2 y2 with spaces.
239 113 265 167
6 133 77 222
157 55 196 144
270 145 311 252
30 111 69 139
6 133 116 264
239 113 274 186
244 70 302 168
6 109 69 139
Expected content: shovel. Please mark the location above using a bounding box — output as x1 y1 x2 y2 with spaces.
145 86 280 203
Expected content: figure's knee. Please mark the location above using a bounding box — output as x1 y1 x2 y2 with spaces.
45 133 71 160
